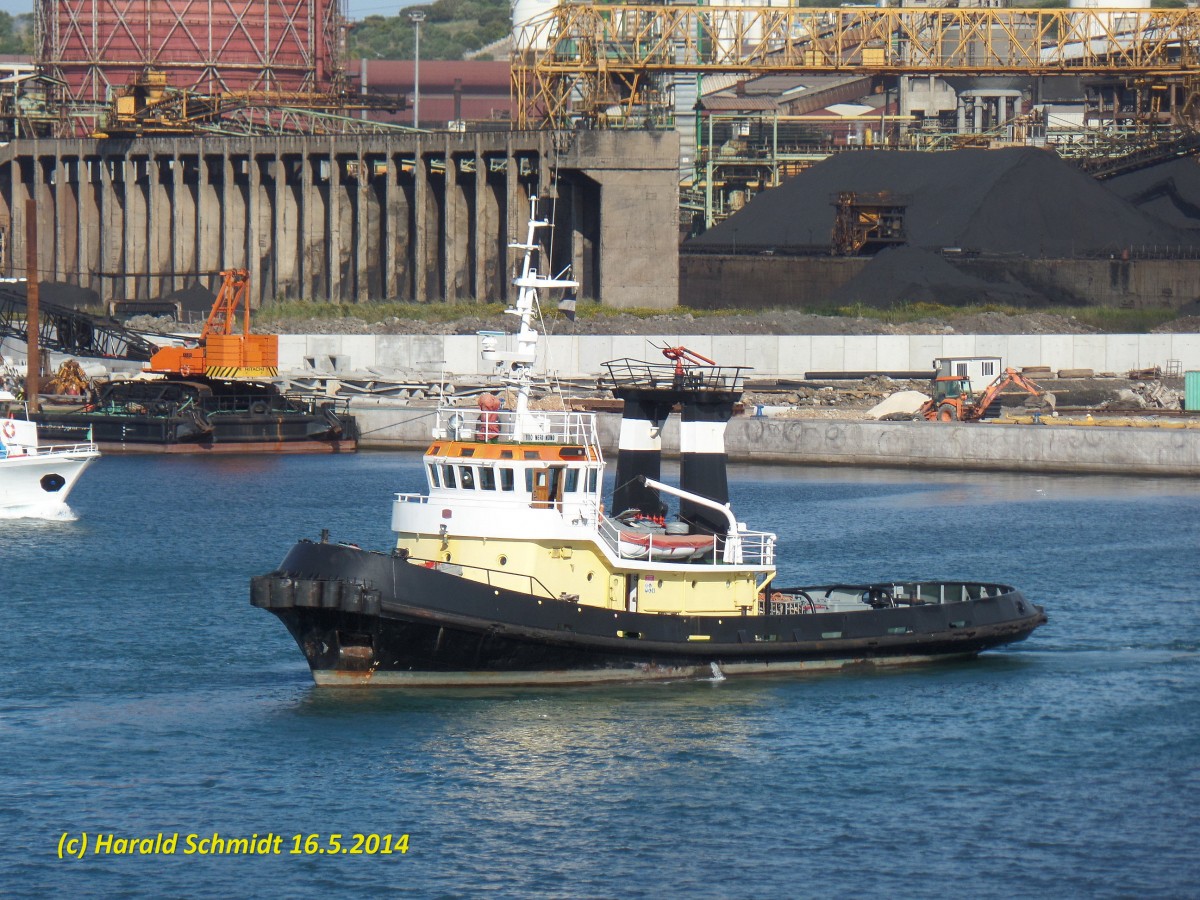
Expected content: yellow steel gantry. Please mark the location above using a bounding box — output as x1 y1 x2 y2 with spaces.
512 5 1200 128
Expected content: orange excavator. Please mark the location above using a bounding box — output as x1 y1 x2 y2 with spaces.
918 367 1044 422
147 269 278 378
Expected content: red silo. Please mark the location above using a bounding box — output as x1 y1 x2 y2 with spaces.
37 0 343 105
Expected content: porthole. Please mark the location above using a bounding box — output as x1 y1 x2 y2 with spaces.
498 555 508 566
586 572 594 582
40 473 66 492
444 553 452 562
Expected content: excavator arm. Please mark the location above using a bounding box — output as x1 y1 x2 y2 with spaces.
965 368 1042 421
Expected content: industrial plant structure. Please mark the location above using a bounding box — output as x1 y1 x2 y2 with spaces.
0 0 1193 313
37 0 343 132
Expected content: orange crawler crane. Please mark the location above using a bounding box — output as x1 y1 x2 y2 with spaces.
147 269 278 378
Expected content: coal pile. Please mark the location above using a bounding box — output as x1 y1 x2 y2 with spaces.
687 147 1196 257
10 281 103 311
161 283 217 316
1106 157 1200 233
827 245 1040 308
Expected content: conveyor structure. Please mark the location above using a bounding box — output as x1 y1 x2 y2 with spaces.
512 6 1200 128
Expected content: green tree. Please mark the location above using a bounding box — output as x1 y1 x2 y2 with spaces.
0 13 35 56
346 0 510 60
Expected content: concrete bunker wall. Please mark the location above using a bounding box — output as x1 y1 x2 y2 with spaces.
0 131 680 310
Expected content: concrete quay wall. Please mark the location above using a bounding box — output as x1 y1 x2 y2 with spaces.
284 332 1200 379
350 403 1200 477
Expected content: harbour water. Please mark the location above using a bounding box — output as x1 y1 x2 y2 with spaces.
2 453 1198 897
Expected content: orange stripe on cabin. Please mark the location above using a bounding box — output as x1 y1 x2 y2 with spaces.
425 441 600 462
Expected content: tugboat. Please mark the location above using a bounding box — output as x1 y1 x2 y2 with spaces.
0 390 99 515
252 200 1046 686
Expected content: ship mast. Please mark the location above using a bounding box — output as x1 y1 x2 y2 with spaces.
493 195 577 441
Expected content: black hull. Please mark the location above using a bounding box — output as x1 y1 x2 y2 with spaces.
34 375 358 454
253 540 1047 686
35 413 357 453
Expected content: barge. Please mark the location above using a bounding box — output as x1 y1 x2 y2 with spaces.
34 375 357 453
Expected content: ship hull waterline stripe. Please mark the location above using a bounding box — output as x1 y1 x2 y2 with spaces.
310 653 980 687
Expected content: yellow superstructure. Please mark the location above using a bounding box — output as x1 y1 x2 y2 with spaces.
392 429 774 618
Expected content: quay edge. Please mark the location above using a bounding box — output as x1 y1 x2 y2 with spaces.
347 402 1200 477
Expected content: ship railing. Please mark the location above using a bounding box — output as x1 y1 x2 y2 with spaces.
3 440 96 458
284 393 354 416
437 407 601 449
202 392 343 415
596 515 775 567
761 581 1013 615
602 360 749 395
38 441 98 456
408 555 563 601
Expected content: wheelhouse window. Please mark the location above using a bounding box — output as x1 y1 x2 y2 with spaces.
460 466 475 490
499 468 515 492
564 468 580 493
586 469 598 493
428 464 441 488
442 464 457 489
479 467 496 491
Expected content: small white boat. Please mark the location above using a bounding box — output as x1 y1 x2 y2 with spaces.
0 391 99 516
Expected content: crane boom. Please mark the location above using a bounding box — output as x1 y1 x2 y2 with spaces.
147 269 278 378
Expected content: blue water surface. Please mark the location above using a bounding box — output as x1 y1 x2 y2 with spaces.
1 453 1197 898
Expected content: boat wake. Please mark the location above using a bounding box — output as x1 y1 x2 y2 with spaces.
0 502 77 522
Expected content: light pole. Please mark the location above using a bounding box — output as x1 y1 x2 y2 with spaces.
408 10 425 128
